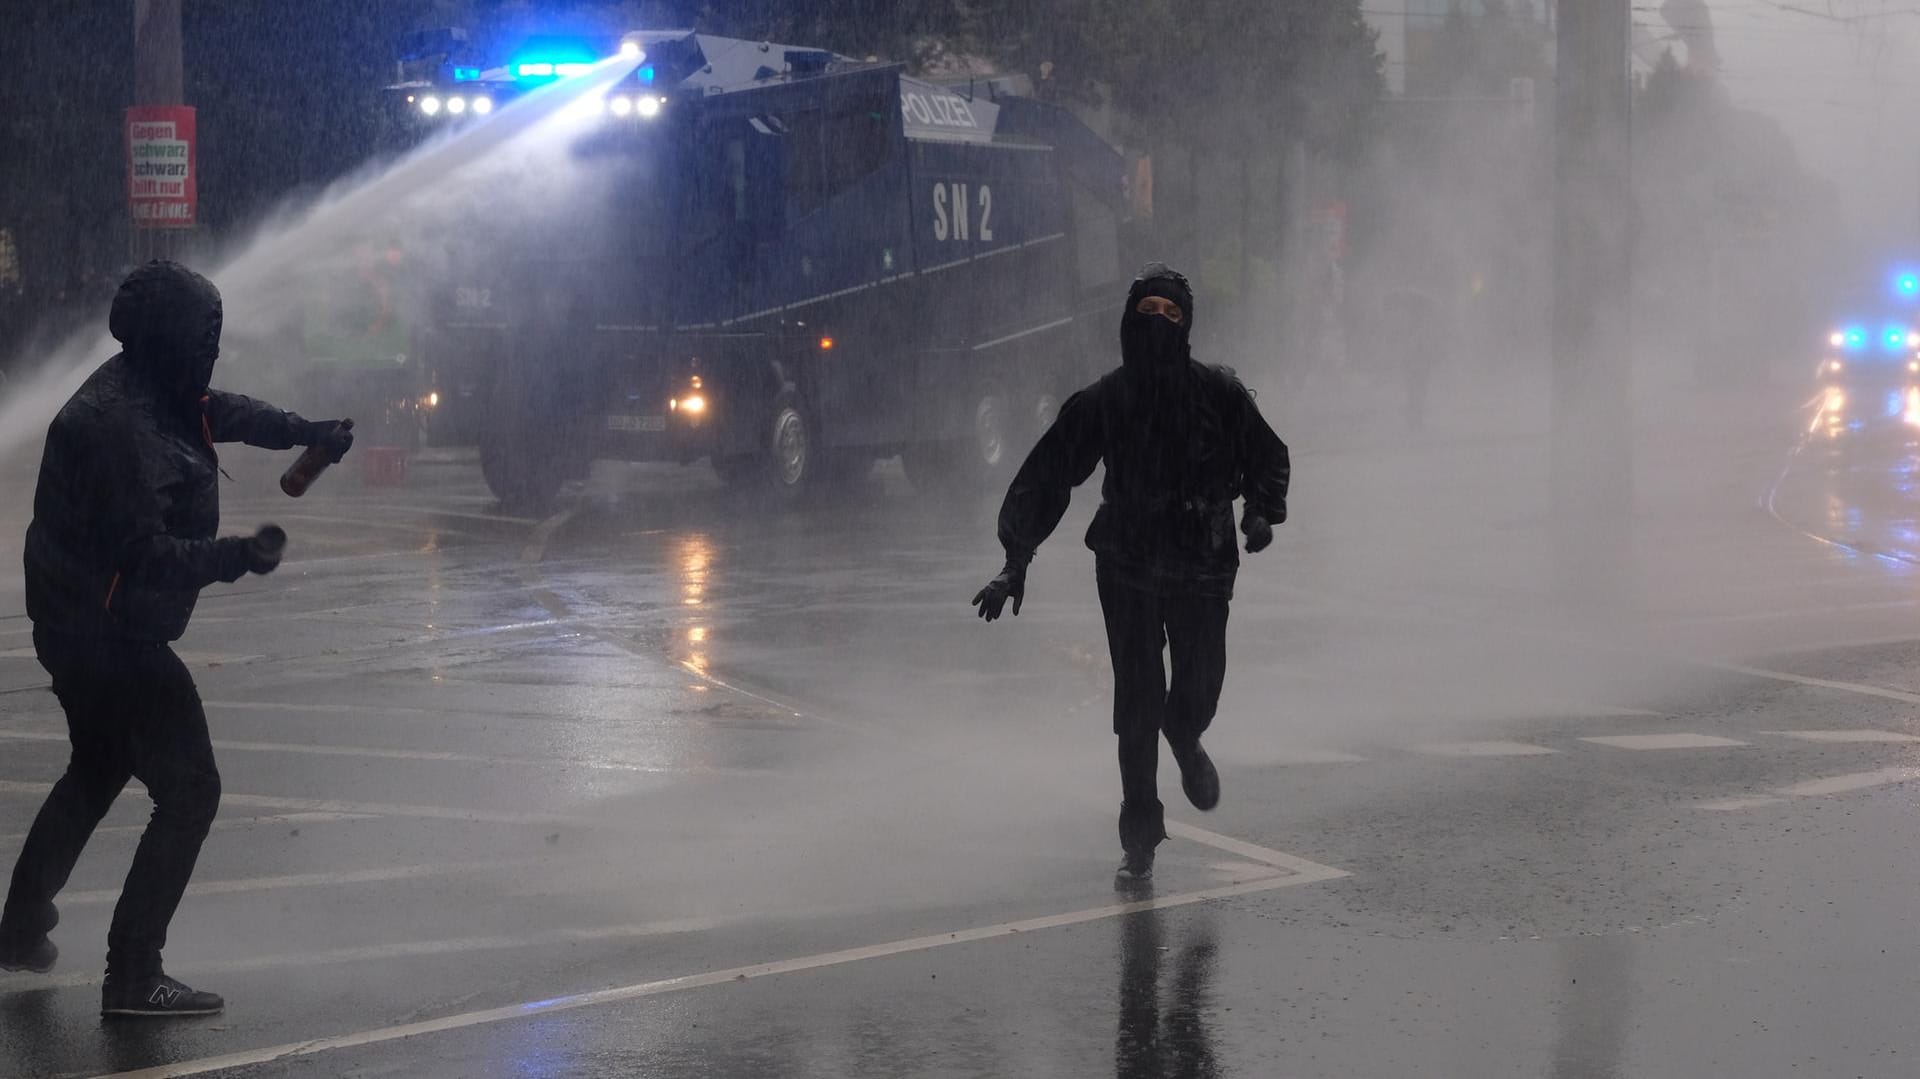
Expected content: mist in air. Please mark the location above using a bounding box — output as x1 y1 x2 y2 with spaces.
0 1 1912 931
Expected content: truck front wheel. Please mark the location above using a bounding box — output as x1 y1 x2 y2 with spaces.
479 430 567 515
765 389 821 503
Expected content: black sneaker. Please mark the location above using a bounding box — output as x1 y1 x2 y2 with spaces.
1171 739 1221 811
0 935 56 974
1115 847 1155 884
101 974 224 1018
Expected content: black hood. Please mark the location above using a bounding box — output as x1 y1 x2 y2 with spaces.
1120 262 1193 377
109 260 224 403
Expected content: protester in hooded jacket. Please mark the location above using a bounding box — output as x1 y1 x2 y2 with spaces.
0 261 353 1018
973 264 1290 883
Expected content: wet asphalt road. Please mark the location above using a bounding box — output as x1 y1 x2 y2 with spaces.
7 387 1920 1077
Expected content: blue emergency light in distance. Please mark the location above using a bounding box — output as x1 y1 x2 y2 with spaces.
453 66 482 81
1897 272 1920 299
1842 326 1869 352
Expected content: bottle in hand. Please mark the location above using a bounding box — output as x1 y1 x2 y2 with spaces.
280 419 354 498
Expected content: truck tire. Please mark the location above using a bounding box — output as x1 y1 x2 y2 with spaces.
765 389 822 503
479 429 566 514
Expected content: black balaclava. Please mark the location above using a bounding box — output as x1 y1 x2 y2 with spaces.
1120 262 1194 379
108 260 224 407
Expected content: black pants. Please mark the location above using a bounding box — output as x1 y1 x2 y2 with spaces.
0 628 221 978
1097 571 1230 854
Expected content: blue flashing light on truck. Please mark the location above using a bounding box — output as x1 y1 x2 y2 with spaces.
387 28 1136 510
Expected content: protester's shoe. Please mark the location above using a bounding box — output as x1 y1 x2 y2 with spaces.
1115 847 1155 885
101 974 224 1018
1171 739 1221 811
0 934 56 974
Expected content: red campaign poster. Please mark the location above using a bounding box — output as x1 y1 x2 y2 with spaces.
126 105 197 229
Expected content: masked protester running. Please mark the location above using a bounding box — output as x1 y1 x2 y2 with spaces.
0 261 353 1017
973 265 1289 884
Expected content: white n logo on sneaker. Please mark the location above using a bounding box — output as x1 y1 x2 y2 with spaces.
148 983 182 1007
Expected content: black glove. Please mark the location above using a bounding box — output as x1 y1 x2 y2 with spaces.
1242 512 1274 554
248 524 287 574
307 418 355 464
972 562 1027 622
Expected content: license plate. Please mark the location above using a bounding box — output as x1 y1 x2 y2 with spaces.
605 414 666 433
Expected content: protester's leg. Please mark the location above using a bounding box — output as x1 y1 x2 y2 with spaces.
105 645 219 981
0 634 132 953
1164 594 1230 810
1099 571 1169 860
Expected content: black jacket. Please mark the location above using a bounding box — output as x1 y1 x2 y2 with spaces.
25 356 314 642
996 360 1290 598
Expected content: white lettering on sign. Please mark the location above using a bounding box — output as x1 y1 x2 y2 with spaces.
128 122 190 199
899 91 979 130
932 183 994 243
454 287 493 311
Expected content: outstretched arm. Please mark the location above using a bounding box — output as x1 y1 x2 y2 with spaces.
204 389 313 450
974 388 1103 621
996 389 1104 565
206 389 354 460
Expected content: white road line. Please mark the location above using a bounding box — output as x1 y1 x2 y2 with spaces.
1674 599 1920 627
60 859 530 906
1709 662 1920 706
1783 766 1920 797
521 508 578 564
0 780 597 829
1769 730 1920 743
0 811 377 844
1248 749 1369 765
0 729 750 775
1580 734 1749 750
1166 821 1351 881
100 848 1347 1079
6 916 729 991
1698 766 1920 810
1414 741 1559 758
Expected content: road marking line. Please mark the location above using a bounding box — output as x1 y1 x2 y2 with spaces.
1249 749 1369 765
1768 730 1920 743
1698 766 1920 811
59 859 532 906
1167 821 1351 881
1708 662 1920 706
1783 766 1920 797
521 508 578 564
0 811 377 844
1579 734 1749 751
99 847 1347 1079
4 917 730 991
0 729 750 775
1674 600 1920 627
1414 740 1559 758
0 780 597 829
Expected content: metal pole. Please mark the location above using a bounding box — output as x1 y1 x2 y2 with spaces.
131 0 185 264
1551 0 1633 599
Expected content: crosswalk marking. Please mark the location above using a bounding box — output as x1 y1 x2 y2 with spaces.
1415 741 1558 757
1768 729 1920 743
1580 734 1749 750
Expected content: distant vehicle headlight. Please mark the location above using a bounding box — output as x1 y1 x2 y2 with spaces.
419 95 442 116
472 96 494 115
447 96 468 115
638 95 663 119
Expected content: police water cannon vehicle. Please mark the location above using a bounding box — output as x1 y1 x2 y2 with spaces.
1810 319 1920 441
383 28 1136 509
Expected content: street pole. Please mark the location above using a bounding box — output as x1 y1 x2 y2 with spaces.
131 0 185 264
1551 0 1633 601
